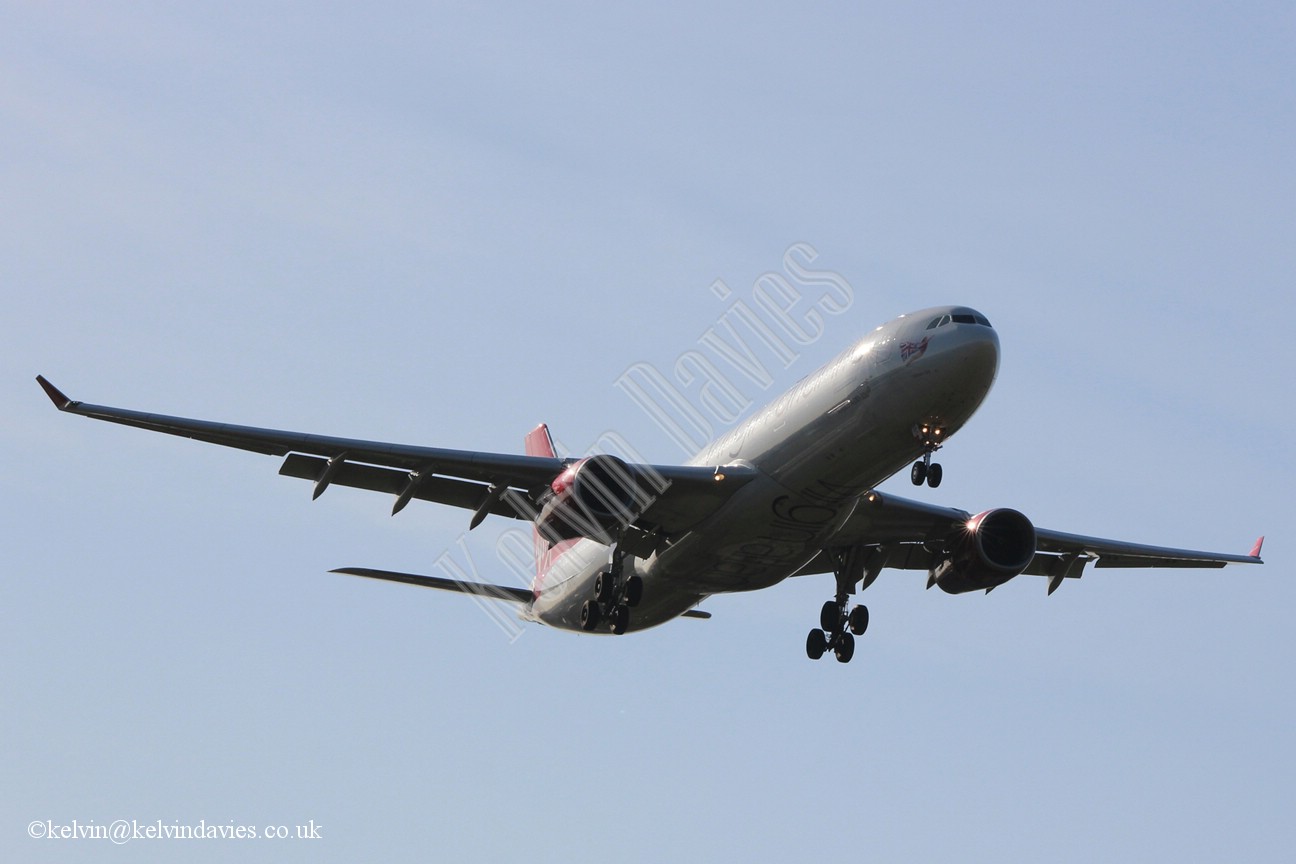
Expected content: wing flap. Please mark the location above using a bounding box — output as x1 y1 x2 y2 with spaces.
1033 527 1263 567
279 454 530 520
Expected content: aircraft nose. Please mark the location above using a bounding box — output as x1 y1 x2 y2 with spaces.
961 327 999 385
936 318 1000 387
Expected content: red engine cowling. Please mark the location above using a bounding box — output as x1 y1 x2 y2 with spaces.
535 454 640 545
929 508 1037 594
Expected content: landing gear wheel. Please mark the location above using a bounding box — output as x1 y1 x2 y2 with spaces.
926 463 943 488
848 605 870 636
610 605 630 635
834 632 855 663
594 571 615 604
820 600 841 632
580 600 601 632
624 575 644 607
806 628 827 660
911 460 927 485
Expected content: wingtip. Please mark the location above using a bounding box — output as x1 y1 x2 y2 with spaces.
35 375 73 409
1249 536 1265 560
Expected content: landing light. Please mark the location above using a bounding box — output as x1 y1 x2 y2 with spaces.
714 473 725 482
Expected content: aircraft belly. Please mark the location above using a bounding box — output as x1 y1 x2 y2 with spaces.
646 472 861 594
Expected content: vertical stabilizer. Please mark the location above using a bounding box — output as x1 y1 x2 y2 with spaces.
524 424 573 595
524 423 557 460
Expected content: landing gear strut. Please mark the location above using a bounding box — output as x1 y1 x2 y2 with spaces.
580 540 642 635
910 422 945 488
805 546 880 664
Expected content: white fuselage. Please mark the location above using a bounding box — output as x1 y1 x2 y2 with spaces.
529 306 1001 632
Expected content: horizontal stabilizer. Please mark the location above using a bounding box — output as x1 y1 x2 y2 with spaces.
330 567 532 603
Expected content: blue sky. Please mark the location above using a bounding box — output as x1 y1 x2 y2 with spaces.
3 2 1292 861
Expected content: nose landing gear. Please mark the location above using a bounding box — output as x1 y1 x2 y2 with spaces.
910 422 945 488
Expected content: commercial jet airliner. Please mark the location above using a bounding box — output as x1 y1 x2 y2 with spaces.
37 306 1263 663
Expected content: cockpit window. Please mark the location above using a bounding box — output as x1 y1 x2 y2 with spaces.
928 314 976 329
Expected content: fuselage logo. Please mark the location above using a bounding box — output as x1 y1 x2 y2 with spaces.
900 337 930 363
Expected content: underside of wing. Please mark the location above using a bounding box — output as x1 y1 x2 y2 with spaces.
807 489 1263 595
36 377 757 546
1032 528 1265 569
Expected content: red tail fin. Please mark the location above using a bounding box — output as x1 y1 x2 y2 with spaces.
524 423 556 459
525 424 573 596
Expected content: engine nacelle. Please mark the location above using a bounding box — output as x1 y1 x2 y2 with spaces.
929 508 1037 595
536 454 640 545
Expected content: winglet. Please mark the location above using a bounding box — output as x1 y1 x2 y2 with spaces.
1250 536 1265 560
35 375 73 410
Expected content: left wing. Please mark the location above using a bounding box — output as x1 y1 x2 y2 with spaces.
35 376 756 543
804 489 1263 593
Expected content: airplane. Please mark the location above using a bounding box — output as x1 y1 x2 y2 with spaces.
35 305 1263 663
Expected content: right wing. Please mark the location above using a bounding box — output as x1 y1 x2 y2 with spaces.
36 376 756 544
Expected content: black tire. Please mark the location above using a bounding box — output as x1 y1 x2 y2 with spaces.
835 631 855 663
820 600 840 632
848 605 870 636
624 575 644 607
610 605 630 635
927 463 943 488
580 600 601 631
806 628 827 660
594 571 614 604
911 461 927 485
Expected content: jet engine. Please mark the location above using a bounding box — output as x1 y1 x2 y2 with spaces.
928 508 1037 594
535 454 640 545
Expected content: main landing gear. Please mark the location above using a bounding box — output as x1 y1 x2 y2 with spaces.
910 422 945 488
580 544 643 635
805 599 868 663
806 546 881 664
